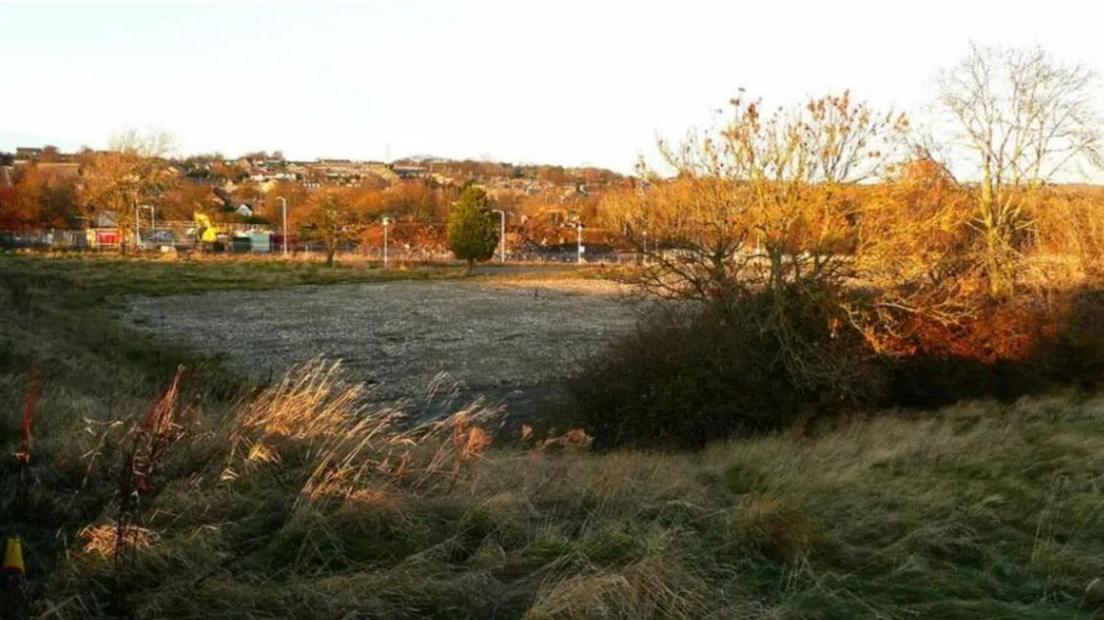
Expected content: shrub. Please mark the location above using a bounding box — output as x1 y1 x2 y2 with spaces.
567 284 1104 450
566 289 882 450
886 287 1104 407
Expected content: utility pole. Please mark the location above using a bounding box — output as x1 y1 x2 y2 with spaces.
492 209 506 263
277 197 288 257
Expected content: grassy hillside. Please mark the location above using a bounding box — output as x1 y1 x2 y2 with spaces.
2 256 1104 618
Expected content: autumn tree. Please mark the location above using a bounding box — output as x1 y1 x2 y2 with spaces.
161 180 216 221
0 164 80 230
937 43 1103 296
852 155 979 355
263 180 308 223
447 185 499 273
604 92 908 393
1033 188 1104 278
610 92 906 303
7 165 43 229
81 131 175 253
295 187 361 267
0 187 16 229
382 180 453 222
35 173 80 229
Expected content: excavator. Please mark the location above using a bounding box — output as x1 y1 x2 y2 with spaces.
192 212 229 251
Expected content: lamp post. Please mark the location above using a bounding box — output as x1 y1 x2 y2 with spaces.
381 215 391 267
277 197 288 257
576 221 585 264
491 209 506 263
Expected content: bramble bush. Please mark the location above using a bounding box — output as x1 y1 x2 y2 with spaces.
567 285 1104 450
567 286 882 450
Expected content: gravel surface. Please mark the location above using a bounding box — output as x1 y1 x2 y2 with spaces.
123 278 641 419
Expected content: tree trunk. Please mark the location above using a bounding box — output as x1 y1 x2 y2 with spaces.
466 258 474 275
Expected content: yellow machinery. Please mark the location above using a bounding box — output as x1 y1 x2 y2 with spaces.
193 212 220 243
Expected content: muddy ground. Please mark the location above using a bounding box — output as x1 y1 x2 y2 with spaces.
123 277 641 421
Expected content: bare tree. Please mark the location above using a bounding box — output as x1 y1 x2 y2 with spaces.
81 131 175 254
937 43 1102 296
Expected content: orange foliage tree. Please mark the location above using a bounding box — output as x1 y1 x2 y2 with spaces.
604 91 909 393
0 164 81 230
291 187 363 267
851 155 980 355
607 91 908 307
80 132 175 253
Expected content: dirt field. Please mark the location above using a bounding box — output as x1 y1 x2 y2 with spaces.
123 276 641 420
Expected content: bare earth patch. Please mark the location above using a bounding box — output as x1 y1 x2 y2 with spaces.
123 277 640 418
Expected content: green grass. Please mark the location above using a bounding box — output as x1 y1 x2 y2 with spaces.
2 255 1104 618
0 252 466 298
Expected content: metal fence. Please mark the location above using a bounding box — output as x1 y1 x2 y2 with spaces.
0 229 92 250
0 228 643 264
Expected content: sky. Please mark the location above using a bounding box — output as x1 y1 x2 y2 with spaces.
2 0 1103 173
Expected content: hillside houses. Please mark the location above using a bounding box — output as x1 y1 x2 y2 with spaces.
15 146 43 160
1 144 630 255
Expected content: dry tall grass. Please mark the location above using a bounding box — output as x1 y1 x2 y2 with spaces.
222 358 501 505
15 357 1104 618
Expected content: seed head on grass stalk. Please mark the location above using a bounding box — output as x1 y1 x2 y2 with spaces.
109 365 186 614
232 357 367 441
9 368 43 522
15 368 43 466
221 358 390 482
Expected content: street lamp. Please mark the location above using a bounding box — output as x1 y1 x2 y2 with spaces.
277 196 288 257
381 215 391 267
576 221 585 264
491 209 507 263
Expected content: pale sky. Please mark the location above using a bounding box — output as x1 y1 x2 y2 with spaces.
2 0 1103 172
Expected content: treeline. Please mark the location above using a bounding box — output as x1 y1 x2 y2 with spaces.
0 163 82 229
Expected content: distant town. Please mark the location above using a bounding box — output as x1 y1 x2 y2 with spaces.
0 144 632 258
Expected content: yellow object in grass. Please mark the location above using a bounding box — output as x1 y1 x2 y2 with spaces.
3 537 24 578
